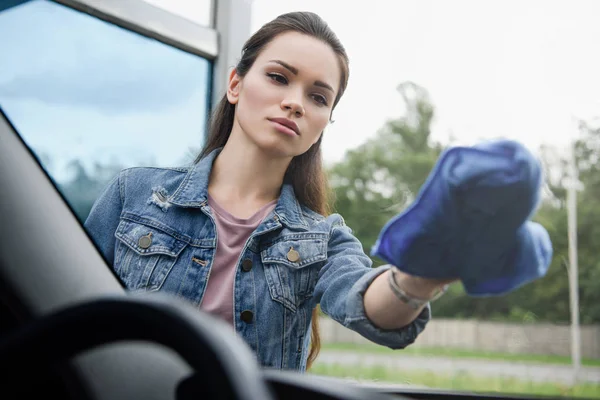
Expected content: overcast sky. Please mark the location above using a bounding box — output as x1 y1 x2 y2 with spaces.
249 0 600 163
144 0 600 163
1 0 598 181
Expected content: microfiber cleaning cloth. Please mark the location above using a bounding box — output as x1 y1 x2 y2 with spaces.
371 139 553 296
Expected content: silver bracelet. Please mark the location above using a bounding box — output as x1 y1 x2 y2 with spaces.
387 268 448 310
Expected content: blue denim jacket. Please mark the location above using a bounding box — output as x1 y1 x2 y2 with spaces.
84 148 430 371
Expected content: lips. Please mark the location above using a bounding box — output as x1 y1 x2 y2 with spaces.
269 118 300 135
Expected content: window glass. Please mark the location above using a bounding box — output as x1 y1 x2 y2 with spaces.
2 0 599 398
142 0 213 27
0 0 212 222
251 1 600 398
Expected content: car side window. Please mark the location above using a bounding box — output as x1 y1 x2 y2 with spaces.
0 0 211 222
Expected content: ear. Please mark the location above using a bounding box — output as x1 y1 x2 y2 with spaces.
226 68 242 105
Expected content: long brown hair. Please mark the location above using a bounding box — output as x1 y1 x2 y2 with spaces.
197 11 350 370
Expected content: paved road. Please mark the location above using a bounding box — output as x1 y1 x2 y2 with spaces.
317 351 600 385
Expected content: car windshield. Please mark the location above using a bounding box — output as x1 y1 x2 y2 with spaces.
1 1 599 399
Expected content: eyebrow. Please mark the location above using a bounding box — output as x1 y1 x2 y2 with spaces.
269 59 335 93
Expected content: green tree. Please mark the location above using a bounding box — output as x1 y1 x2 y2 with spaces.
328 82 443 265
532 120 600 324
59 159 124 222
329 80 600 324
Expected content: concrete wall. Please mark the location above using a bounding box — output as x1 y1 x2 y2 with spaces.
319 317 600 358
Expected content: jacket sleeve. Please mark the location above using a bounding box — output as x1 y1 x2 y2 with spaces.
314 214 431 349
83 172 124 266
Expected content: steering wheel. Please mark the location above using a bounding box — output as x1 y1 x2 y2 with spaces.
0 292 275 400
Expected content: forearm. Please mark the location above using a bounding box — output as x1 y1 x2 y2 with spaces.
363 269 444 330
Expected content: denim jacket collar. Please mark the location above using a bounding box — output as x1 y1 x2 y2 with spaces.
169 147 309 230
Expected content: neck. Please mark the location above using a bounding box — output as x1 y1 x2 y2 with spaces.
208 129 292 206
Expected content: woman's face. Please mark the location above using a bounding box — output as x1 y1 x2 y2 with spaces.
227 31 341 158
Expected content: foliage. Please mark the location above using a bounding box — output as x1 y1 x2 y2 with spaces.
328 82 600 324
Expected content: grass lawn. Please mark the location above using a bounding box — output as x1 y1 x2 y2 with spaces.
321 342 600 367
310 363 600 399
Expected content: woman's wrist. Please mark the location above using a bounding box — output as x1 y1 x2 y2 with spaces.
390 268 450 299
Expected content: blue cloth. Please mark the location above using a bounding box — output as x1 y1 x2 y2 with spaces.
371 139 553 296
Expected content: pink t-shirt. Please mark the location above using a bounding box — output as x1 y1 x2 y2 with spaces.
200 195 277 326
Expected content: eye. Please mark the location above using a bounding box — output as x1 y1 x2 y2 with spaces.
311 94 328 106
267 73 287 84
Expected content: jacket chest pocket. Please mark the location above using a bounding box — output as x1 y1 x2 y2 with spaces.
261 234 328 312
114 220 188 291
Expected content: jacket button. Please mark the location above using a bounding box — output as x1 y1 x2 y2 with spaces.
138 233 153 249
240 310 253 324
241 259 253 272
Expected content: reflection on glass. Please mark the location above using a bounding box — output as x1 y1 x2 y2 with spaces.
143 0 213 27
0 0 211 221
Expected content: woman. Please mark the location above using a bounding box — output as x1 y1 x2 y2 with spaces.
85 11 453 371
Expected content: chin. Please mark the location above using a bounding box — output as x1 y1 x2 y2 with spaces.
259 142 298 159
252 135 305 159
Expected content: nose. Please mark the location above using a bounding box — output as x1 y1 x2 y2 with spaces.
281 90 305 117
